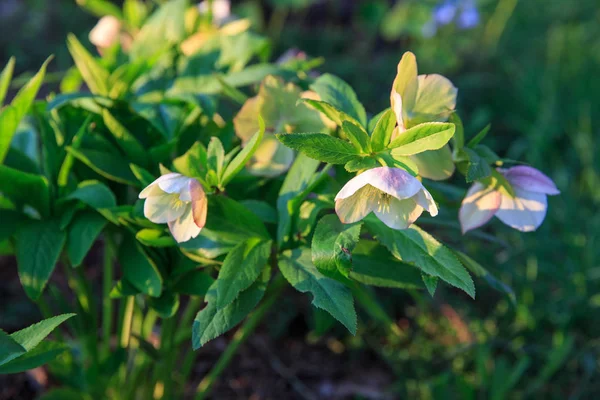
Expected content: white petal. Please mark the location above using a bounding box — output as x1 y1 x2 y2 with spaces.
139 173 183 199
374 197 423 230
89 16 121 49
336 167 422 201
495 188 547 232
410 146 455 181
168 206 202 243
412 187 438 217
502 166 560 195
335 185 377 224
392 92 405 132
143 193 186 224
189 179 208 229
459 183 502 233
158 175 191 195
412 74 457 118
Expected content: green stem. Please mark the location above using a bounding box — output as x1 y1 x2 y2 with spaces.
102 235 115 357
351 283 404 339
194 274 287 400
120 296 135 349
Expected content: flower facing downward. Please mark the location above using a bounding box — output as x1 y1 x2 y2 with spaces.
459 166 560 233
335 167 438 230
139 173 208 243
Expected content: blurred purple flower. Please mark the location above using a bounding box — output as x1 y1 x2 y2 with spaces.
424 0 480 36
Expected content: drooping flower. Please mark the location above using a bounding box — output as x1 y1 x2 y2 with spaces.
459 166 560 233
89 16 122 49
335 167 438 230
139 173 208 243
390 52 458 180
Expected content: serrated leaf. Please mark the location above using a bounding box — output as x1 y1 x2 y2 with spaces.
192 266 270 349
66 180 116 209
370 108 396 152
9 314 75 353
341 120 371 153
389 122 455 156
67 34 109 96
422 274 438 297
217 238 272 309
119 235 163 297
457 147 492 182
300 98 361 128
310 73 367 127
222 116 265 186
279 248 357 334
0 341 69 374
365 219 475 298
312 215 361 278
0 330 26 366
66 211 107 267
277 132 359 164
16 220 67 300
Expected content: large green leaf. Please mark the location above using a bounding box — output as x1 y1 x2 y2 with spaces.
0 331 26 366
216 238 272 309
301 98 361 128
312 215 362 278
67 34 109 96
341 121 371 153
276 132 359 164
389 122 455 156
310 73 367 127
365 219 475 298
370 108 396 152
192 266 270 349
102 110 148 167
221 117 265 186
349 241 422 289
119 235 163 297
66 211 107 267
16 220 67 300
66 180 116 209
0 165 50 216
135 229 176 248
170 270 214 296
0 342 69 374
279 248 357 334
66 147 139 186
172 141 208 179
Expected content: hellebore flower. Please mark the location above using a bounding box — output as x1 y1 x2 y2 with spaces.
459 166 560 233
89 16 121 49
335 167 438 230
139 173 208 243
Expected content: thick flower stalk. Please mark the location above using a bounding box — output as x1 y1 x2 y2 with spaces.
139 173 208 243
459 166 560 233
335 167 438 230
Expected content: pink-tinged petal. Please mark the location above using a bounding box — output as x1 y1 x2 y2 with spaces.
336 167 422 201
373 197 423 230
459 183 502 233
189 179 208 229
335 185 376 224
89 16 121 49
139 173 183 198
392 92 405 132
412 187 438 217
502 166 560 195
168 207 202 243
495 188 547 232
143 193 186 224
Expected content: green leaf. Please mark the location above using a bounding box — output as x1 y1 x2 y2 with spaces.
370 108 396 152
173 141 208 179
221 116 265 186
102 110 148 167
345 157 378 172
66 180 116 209
389 122 455 156
66 211 107 267
207 137 225 183
0 209 27 242
422 274 438 297
449 113 464 150
457 147 492 183
276 132 359 164
0 341 69 374
279 248 357 334
9 314 75 353
109 279 140 298
0 330 26 366
66 147 139 186
217 238 272 309
67 34 109 96
453 249 515 305
170 270 214 296
349 241 422 289
0 164 50 216
0 58 50 163
75 0 123 18
0 57 15 106
410 146 455 181
147 291 180 318
365 219 475 298
310 73 367 127
16 220 67 300
192 266 270 349
136 229 176 247
474 144 500 164
312 215 362 278
300 98 361 128
119 235 163 297
240 200 277 224
39 388 91 400
341 121 371 153
467 124 491 148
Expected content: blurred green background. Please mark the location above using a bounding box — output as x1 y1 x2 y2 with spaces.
1 0 598 398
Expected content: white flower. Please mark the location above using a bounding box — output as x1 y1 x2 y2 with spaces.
335 167 438 230
459 166 560 233
198 0 231 25
89 16 121 49
139 173 208 243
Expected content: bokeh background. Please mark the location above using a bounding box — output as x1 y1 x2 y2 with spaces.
1 0 599 398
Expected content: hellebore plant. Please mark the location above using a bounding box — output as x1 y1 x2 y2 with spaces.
0 1 558 399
